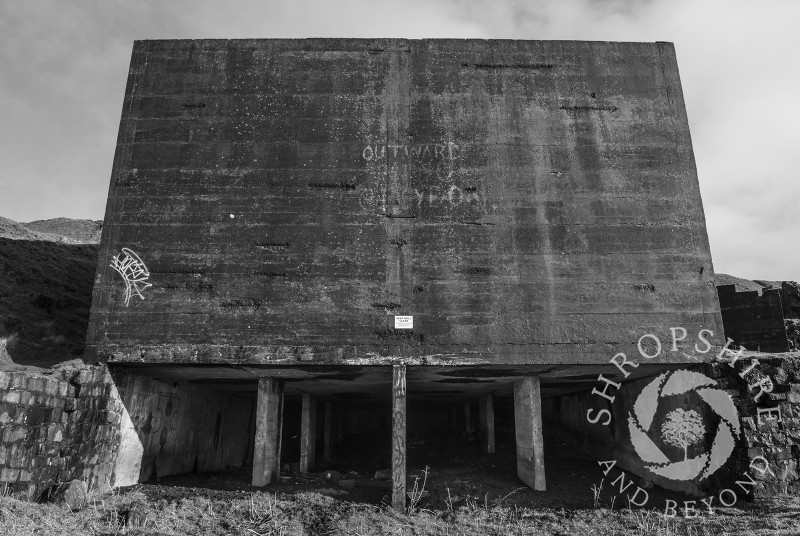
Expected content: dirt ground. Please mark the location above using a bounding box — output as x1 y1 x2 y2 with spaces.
150 431 697 513
6 431 793 535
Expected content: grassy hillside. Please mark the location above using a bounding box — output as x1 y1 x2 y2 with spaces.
0 238 98 367
24 218 102 244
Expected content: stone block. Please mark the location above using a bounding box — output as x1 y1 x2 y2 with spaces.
2 391 21 404
0 372 10 390
26 377 45 392
75 370 93 385
4 426 25 443
0 468 20 482
47 424 64 443
10 374 26 390
748 447 764 459
43 379 59 396
775 460 798 481
49 480 88 511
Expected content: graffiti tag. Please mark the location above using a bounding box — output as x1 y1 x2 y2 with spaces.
110 248 152 306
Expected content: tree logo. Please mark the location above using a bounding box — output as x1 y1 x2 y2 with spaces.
628 370 740 481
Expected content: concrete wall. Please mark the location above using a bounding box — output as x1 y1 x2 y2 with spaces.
86 38 722 367
112 369 253 485
0 364 253 497
717 284 790 352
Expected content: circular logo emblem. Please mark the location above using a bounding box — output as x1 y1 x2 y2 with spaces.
628 370 741 481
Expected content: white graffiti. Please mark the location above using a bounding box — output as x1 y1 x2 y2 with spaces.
359 184 484 211
110 248 152 306
362 143 459 161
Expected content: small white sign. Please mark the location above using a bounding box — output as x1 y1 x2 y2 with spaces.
394 315 413 329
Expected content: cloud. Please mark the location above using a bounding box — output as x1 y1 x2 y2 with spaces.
0 0 796 279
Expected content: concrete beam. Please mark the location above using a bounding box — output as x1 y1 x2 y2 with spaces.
252 377 284 486
323 401 332 462
479 393 495 454
392 364 406 512
514 376 546 491
300 393 316 472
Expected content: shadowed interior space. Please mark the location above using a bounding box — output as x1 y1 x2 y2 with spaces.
110 363 707 506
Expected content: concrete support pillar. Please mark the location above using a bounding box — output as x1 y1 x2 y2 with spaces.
323 401 332 462
514 376 546 491
392 364 407 512
252 377 284 486
300 393 316 473
335 406 344 445
464 401 473 434
479 393 495 454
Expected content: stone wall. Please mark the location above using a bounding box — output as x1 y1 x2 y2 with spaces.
725 355 800 496
0 364 121 499
0 364 254 498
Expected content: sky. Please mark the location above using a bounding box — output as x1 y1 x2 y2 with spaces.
0 0 797 280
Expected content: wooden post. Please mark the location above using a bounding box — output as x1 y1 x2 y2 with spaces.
252 377 284 486
300 393 316 473
479 393 495 453
464 401 473 434
514 376 546 490
323 401 332 462
392 364 406 512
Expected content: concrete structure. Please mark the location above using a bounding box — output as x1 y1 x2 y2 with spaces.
85 39 723 509
717 284 790 353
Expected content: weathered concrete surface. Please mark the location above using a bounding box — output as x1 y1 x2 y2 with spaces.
299 393 316 473
479 393 495 453
86 39 723 366
252 377 283 486
392 364 406 512
113 370 252 485
514 376 546 490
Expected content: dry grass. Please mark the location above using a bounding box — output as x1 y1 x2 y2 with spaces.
1 487 797 536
